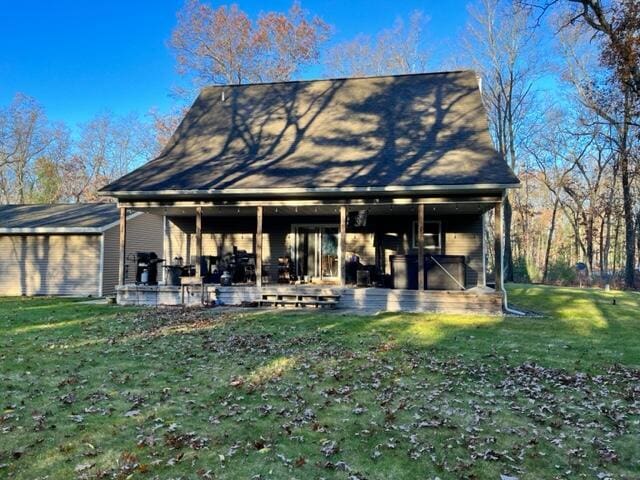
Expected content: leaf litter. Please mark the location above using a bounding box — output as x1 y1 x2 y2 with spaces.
2 305 639 479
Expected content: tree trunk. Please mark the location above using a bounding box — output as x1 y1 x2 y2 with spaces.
599 215 606 279
622 163 635 288
504 195 514 282
620 98 635 289
542 196 559 283
585 215 594 277
636 210 640 270
613 216 621 275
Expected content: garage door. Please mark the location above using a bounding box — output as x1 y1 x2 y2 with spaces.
0 234 101 296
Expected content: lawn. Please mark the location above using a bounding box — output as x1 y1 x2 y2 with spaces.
1 284 639 480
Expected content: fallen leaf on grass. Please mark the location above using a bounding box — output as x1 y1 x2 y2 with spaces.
320 440 339 457
74 462 94 473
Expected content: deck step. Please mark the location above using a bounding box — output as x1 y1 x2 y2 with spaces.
259 292 341 309
258 299 339 308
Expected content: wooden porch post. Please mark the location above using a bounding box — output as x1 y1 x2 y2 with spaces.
417 204 425 290
195 206 202 278
339 206 347 287
494 201 503 291
118 207 127 286
256 206 263 288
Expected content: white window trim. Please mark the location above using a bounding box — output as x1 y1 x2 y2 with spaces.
98 234 104 297
411 220 442 252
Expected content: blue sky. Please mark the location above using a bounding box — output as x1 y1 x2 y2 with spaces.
0 0 471 126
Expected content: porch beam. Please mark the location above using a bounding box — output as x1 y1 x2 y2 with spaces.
417 204 425 291
339 205 347 287
256 206 263 288
119 196 504 209
494 201 503 291
118 207 127 286
195 206 202 278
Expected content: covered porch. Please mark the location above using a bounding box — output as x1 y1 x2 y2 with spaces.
115 195 506 313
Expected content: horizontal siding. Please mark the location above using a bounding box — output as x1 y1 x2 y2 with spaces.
0 234 100 296
102 224 118 295
166 220 255 263
102 213 164 295
370 214 484 288
443 215 484 288
163 213 484 288
346 233 376 265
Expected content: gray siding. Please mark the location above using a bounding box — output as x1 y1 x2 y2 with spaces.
443 215 484 288
0 234 101 296
166 216 288 266
102 213 164 295
166 219 256 262
346 232 376 265
373 214 484 288
164 213 484 288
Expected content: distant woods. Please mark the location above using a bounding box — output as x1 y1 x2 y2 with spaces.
1 0 638 287
0 96 158 204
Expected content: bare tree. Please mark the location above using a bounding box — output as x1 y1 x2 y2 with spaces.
555 14 639 287
325 11 430 77
0 94 61 203
170 0 330 88
461 0 542 282
521 0 640 287
148 106 184 151
60 112 157 202
526 0 640 96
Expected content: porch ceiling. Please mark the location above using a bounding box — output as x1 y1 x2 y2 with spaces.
135 202 493 217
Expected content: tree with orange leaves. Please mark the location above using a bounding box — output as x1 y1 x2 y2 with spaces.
169 0 331 87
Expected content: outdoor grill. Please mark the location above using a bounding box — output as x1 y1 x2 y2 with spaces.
134 252 164 285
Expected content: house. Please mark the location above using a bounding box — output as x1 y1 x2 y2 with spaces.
100 70 519 312
0 203 163 296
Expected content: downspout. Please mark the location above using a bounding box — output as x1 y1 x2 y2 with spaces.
501 285 525 316
497 199 525 316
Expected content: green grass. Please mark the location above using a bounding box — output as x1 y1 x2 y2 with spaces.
1 284 639 479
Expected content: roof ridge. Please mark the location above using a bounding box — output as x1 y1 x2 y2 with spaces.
0 202 112 207
198 69 477 91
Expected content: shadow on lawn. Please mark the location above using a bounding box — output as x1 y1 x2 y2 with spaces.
2 284 638 370
507 283 636 334
2 287 640 479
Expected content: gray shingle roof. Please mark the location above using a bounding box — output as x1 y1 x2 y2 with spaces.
101 70 518 196
0 203 119 232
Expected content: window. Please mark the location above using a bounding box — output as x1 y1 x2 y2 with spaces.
412 221 441 251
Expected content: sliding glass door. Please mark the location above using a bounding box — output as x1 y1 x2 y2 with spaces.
320 227 339 279
293 225 340 281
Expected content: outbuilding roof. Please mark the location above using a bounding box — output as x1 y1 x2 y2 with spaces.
0 203 124 233
101 70 518 198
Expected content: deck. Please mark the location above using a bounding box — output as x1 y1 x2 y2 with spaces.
116 284 504 314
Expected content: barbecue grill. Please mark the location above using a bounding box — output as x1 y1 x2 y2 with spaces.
134 252 164 285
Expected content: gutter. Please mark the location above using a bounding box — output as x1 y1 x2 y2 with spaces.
0 212 143 235
99 183 522 198
0 227 104 234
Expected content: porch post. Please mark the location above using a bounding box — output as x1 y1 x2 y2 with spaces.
118 207 127 286
256 206 263 288
339 205 347 287
417 203 425 290
494 201 503 291
195 206 202 278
